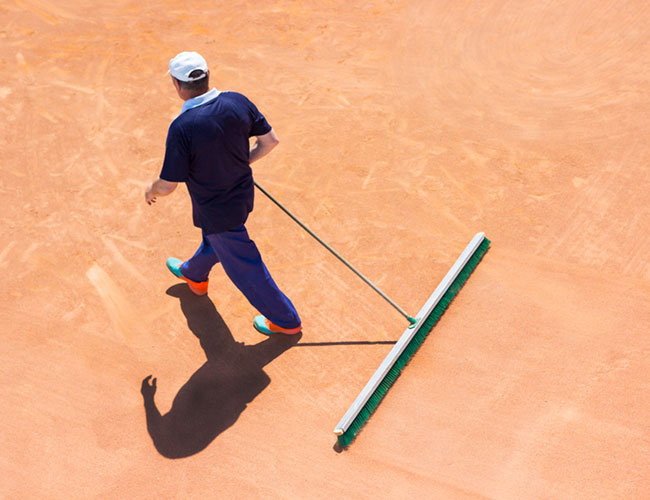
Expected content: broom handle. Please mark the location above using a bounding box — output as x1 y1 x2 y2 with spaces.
254 181 416 325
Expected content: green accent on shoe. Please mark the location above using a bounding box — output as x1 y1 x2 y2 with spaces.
166 257 184 278
253 315 302 335
253 315 274 335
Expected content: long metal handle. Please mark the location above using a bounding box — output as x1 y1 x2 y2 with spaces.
254 181 416 324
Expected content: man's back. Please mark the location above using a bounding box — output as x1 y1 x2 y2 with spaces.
161 91 272 234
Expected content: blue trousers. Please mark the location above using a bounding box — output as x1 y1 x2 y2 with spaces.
179 225 301 329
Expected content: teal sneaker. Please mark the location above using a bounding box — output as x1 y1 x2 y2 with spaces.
166 257 209 295
166 257 184 278
253 315 302 335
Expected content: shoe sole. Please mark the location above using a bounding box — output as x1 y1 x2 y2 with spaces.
183 277 208 295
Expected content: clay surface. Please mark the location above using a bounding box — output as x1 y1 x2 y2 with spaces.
1 1 649 498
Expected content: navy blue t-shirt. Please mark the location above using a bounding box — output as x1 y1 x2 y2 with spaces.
160 91 272 234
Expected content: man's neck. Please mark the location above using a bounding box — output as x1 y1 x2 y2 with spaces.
180 88 221 115
183 88 209 101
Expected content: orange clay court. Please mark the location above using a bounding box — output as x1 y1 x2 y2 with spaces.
1 1 649 499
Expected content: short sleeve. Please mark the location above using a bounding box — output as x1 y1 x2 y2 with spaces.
248 99 272 137
160 120 190 182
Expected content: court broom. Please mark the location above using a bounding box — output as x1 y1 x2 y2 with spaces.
254 181 490 448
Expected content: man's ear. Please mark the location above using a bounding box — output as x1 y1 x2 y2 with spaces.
171 76 185 99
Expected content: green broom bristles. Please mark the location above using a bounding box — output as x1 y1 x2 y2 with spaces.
337 237 491 448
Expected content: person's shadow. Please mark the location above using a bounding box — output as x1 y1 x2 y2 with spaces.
140 284 301 459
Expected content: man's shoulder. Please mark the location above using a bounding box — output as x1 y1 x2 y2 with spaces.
218 91 252 106
220 90 246 99
177 92 250 117
169 92 257 131
169 109 192 128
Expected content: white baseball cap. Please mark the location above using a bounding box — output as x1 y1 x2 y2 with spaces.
168 51 208 82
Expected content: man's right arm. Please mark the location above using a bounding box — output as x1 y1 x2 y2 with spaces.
145 178 178 205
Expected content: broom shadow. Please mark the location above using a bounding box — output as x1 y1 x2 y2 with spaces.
295 341 396 346
140 284 301 459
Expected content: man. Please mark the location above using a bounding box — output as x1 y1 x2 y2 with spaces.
145 51 301 335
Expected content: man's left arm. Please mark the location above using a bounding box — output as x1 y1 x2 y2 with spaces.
249 129 279 164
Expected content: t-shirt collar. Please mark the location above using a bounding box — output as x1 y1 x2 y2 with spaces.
181 88 221 114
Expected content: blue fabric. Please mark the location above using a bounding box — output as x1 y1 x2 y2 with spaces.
180 87 221 114
160 91 272 234
180 225 301 329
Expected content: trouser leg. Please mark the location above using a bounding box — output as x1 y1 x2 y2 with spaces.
180 232 220 283
206 225 301 329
